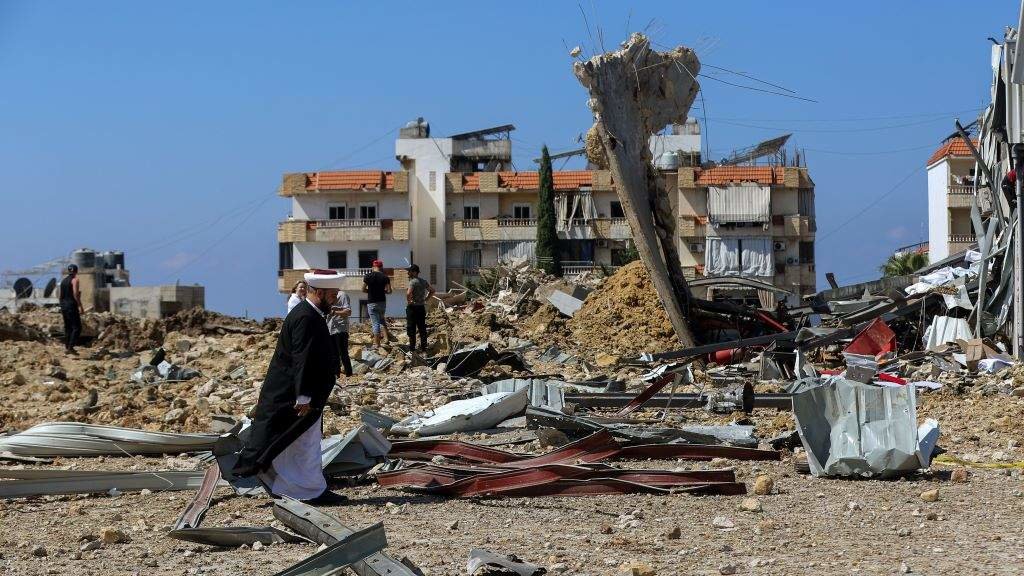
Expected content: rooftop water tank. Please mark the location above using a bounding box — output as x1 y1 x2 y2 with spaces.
655 150 681 170
72 249 96 270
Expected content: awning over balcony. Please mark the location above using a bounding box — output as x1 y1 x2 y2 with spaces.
708 183 771 224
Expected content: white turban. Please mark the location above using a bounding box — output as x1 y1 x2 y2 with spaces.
304 271 345 290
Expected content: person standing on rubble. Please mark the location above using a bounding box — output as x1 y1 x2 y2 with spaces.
58 264 84 355
232 270 346 505
362 259 391 349
405 264 434 353
287 280 307 313
329 289 353 377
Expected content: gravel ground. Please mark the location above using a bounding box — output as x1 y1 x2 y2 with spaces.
2 427 1023 576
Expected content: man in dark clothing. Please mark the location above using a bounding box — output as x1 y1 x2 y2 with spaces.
232 270 345 505
362 259 392 349
405 264 435 352
59 264 84 354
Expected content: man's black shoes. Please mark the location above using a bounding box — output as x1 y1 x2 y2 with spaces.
302 490 348 506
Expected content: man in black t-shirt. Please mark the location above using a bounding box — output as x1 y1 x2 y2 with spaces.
362 259 392 349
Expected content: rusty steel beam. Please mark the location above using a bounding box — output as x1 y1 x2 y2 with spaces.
611 443 780 462
388 439 525 464
174 465 221 530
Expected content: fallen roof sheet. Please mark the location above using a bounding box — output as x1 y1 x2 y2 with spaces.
482 378 566 411
0 470 207 499
0 422 219 457
174 465 221 530
168 526 309 547
273 497 422 576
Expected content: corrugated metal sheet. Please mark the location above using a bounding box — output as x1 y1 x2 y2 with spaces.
707 183 771 223
483 378 566 411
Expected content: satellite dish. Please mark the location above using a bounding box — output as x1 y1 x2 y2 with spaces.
13 277 32 299
43 277 58 298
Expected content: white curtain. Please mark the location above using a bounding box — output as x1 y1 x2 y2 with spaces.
555 193 570 232
498 241 536 262
708 184 771 224
740 237 773 277
705 237 739 275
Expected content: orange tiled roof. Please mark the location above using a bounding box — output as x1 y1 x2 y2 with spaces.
305 171 392 190
927 139 978 166
694 166 784 186
463 173 480 190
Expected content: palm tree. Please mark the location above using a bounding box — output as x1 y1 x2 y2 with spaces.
879 252 928 277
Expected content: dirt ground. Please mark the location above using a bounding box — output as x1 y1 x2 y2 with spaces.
3 276 1024 575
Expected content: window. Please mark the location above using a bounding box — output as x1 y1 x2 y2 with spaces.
359 203 377 220
463 205 480 220
798 189 815 217
512 204 532 219
279 243 293 270
328 204 347 220
430 264 438 285
799 241 815 264
327 250 347 269
610 201 625 218
429 171 437 192
775 262 786 275
462 250 482 271
357 250 378 269
430 217 437 238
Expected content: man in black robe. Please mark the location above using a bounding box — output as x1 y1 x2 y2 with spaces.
232 271 345 505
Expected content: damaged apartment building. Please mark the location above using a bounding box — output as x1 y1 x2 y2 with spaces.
277 118 815 316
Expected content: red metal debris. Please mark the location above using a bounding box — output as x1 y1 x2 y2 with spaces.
844 317 896 359
614 373 678 417
388 440 525 464
378 462 742 497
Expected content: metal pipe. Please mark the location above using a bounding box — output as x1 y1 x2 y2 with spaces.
1014 143 1024 357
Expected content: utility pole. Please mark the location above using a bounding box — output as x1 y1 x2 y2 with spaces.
1014 144 1024 357
573 33 700 348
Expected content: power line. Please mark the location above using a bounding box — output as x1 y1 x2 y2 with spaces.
803 143 939 156
712 116 954 134
816 164 924 243
705 107 984 123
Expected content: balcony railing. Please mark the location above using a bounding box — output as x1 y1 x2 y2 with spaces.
949 234 975 243
315 218 380 228
461 220 481 228
497 218 537 227
330 268 373 276
947 185 973 195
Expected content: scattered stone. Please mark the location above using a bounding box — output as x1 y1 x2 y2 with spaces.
897 527 912 537
100 526 130 545
80 541 101 552
448 520 459 531
950 468 970 483
665 526 681 540
619 560 655 576
738 498 762 513
31 545 47 557
899 561 911 573
594 352 619 367
600 525 614 535
719 564 738 575
712 516 734 529
920 489 940 502
144 559 158 568
536 427 570 448
252 541 264 551
847 501 861 511
752 475 774 495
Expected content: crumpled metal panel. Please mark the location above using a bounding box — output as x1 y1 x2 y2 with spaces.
392 389 529 437
483 378 565 411
168 526 308 547
467 548 547 575
792 377 940 478
0 422 219 457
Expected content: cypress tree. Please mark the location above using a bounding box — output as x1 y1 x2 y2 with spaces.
536 145 562 277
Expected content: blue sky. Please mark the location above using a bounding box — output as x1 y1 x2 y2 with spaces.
0 1 1013 318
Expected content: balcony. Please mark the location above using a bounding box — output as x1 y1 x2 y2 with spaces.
278 268 408 293
947 184 975 208
277 219 410 243
949 234 976 255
